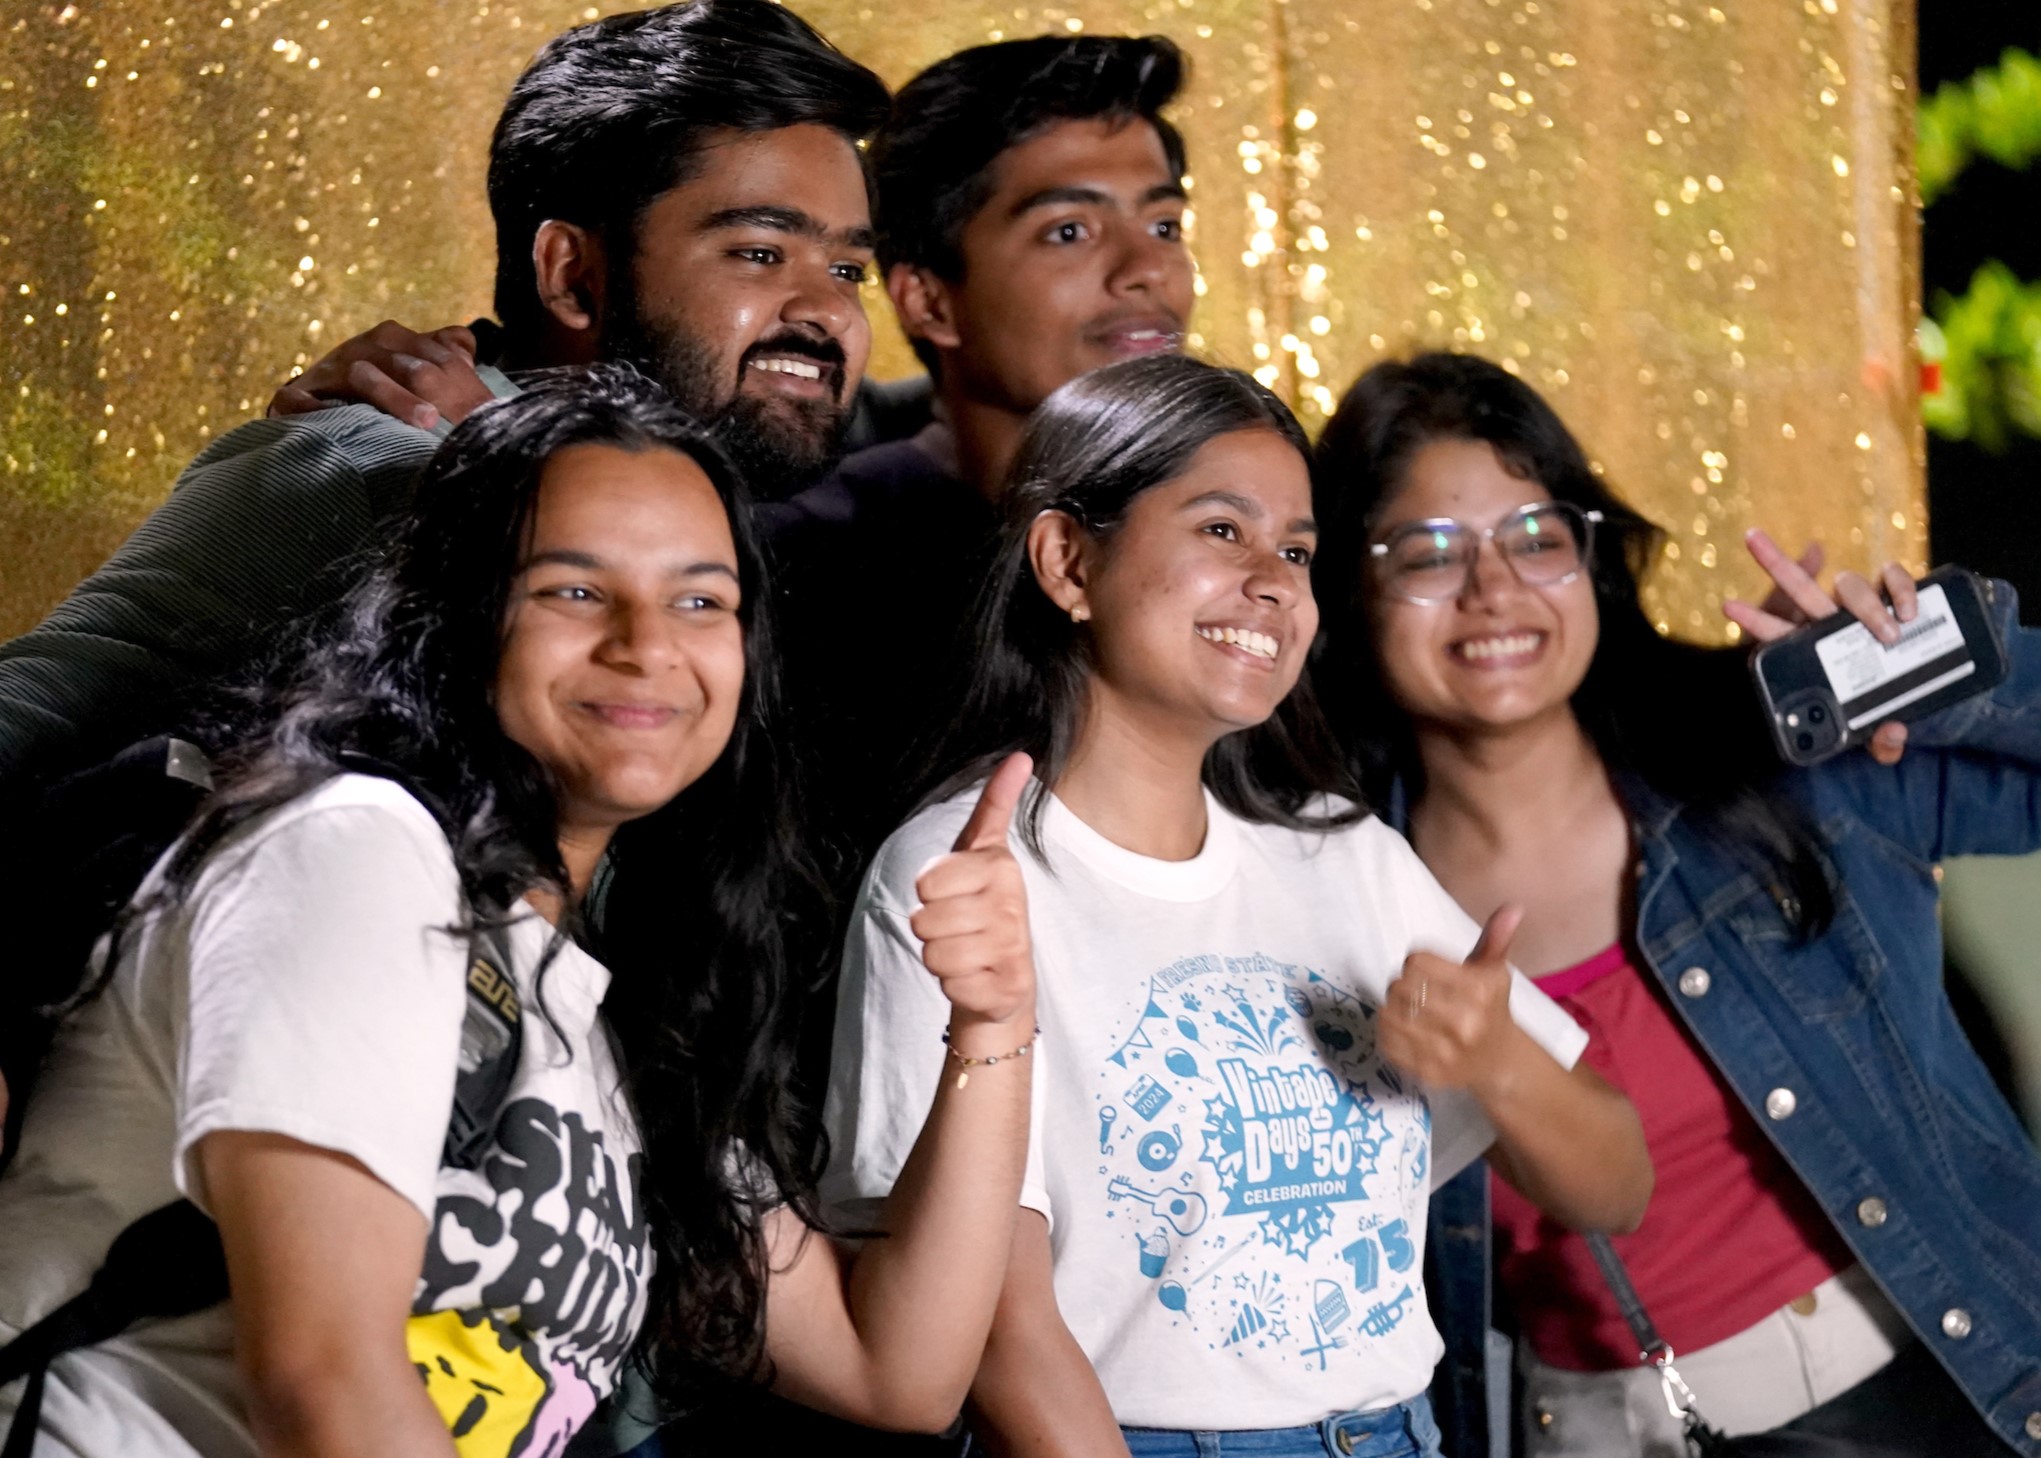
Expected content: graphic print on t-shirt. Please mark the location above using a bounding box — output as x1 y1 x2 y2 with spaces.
1096 952 1429 1371
410 1096 650 1458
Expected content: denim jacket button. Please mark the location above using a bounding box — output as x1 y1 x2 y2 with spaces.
1856 1197 1888 1228
2024 1411 2041 1441
1941 1308 1973 1340
1765 1087 1798 1120
1678 966 1712 998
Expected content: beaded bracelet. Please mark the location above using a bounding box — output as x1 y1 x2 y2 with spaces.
941 1024 1042 1090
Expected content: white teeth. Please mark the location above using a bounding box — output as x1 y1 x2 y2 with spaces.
1458 632 1542 660
1198 626 1278 659
750 357 823 380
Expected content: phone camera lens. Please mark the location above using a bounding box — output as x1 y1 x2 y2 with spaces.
1796 731 1815 752
1808 705 1828 724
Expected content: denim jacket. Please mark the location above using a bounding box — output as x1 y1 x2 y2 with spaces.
1424 579 2041 1458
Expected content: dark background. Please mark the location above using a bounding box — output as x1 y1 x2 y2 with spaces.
1918 4 2040 1134
1921 3 2041 610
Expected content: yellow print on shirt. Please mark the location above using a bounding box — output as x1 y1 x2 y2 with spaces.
407 1308 551 1458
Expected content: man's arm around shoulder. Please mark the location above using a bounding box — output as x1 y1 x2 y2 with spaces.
0 409 435 787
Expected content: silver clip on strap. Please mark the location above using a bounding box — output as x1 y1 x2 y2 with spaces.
1649 1343 1703 1424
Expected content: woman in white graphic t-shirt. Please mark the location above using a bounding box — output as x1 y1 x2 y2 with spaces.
0 367 1040 1458
825 354 1652 1458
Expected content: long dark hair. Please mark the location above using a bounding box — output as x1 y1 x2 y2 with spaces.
1312 351 1834 937
926 353 1361 855
144 365 830 1399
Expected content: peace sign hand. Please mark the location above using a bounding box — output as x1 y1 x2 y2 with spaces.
908 753 1038 1042
1723 529 1916 765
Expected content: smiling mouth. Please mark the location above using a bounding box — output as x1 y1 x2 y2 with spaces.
748 356 825 381
1087 318 1184 358
740 346 843 402
579 702 681 729
1197 624 1280 660
1451 631 1546 664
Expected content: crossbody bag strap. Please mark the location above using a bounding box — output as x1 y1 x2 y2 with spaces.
1583 1232 1722 1442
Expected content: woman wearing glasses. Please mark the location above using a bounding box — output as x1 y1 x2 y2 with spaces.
1312 351 2040 1457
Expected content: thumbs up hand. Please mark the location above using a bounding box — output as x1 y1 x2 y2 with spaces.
909 753 1038 1037
1378 904 1526 1096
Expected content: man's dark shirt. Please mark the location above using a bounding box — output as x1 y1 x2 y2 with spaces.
765 423 1002 880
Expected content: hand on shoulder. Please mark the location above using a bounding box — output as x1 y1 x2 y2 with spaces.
268 319 494 431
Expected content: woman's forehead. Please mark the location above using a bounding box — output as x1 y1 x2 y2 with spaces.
1149 428 1312 513
1383 438 1549 517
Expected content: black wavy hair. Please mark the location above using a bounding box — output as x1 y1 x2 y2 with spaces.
872 34 1188 372
143 365 832 1400
925 352 1361 856
488 0 889 347
1312 351 1835 937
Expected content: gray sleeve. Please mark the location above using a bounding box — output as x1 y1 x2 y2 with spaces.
0 413 433 787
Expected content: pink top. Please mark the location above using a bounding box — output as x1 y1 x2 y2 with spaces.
1490 945 1852 1371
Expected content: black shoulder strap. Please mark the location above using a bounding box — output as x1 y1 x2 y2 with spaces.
3 736 214 1163
0 920 522 1450
1584 1229 1669 1361
0 1202 224 1458
1584 1232 1738 1454
444 922 522 1171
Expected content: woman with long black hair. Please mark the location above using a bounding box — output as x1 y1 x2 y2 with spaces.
827 353 1650 1458
1311 350 2038 1456
0 366 1038 1458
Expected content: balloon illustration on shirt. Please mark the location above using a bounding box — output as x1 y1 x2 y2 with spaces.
1099 952 1423 1367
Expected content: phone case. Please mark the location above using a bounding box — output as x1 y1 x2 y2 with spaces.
1748 565 2008 767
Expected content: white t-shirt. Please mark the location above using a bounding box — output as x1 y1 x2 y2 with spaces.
0 775 649 1458
824 786 1587 1431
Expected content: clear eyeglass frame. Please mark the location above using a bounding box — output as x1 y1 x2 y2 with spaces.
1368 501 1605 605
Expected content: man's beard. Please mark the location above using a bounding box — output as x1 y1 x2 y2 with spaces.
600 300 852 502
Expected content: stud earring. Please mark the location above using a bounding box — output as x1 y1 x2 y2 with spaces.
1070 604 1090 624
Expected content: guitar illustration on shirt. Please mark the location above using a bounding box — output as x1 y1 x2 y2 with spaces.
1108 1176 1209 1235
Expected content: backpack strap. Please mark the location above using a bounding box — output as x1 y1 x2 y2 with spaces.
0 1202 225 1458
2 737 214 1166
444 922 523 1171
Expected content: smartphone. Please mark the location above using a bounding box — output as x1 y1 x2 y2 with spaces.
1750 564 2007 766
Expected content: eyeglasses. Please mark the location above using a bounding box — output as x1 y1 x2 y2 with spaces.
1369 501 1604 604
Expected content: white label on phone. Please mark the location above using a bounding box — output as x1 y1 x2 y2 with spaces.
1813 582 1974 730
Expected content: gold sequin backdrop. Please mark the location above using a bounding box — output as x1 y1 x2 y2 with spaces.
1 0 1921 640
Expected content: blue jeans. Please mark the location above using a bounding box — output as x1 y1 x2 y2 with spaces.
1119 1395 1444 1458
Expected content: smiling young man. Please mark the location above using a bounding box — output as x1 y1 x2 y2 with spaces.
0 0 886 804
768 33 1197 862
